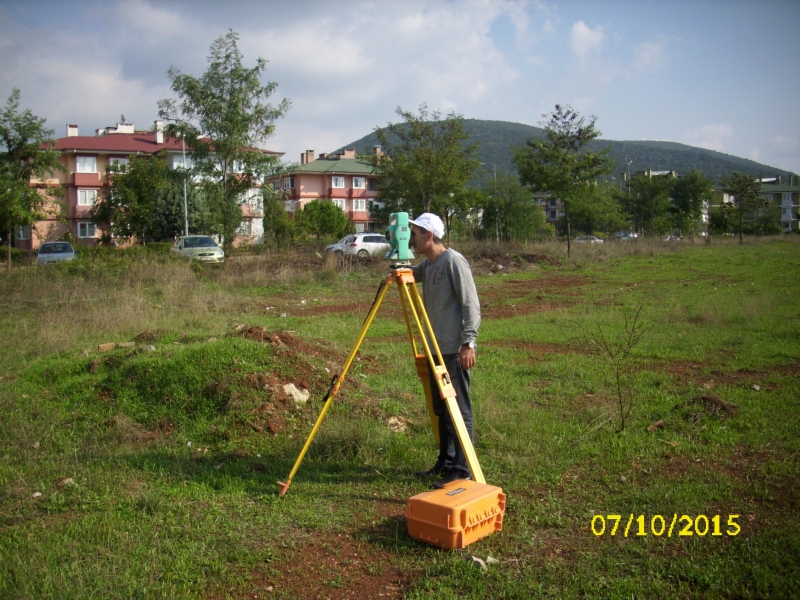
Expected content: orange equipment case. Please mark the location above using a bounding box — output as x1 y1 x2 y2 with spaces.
407 479 506 549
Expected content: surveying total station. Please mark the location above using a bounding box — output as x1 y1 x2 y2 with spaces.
277 212 506 549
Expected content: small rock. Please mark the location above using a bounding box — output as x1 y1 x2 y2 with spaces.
31 492 42 499
145 345 156 352
466 556 487 570
300 300 306 305
284 383 309 404
752 384 761 391
281 313 290 318
207 337 217 343
98 342 116 352
33 441 40 449
619 476 627 483
55 477 75 487
187 441 193 448
387 416 409 432
215 463 224 470
486 556 501 565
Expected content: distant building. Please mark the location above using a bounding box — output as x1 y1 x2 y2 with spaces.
268 148 383 232
711 174 800 233
15 119 282 250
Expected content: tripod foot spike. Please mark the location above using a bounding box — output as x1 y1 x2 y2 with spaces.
277 481 290 497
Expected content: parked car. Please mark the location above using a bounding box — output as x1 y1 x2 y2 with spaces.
172 235 225 263
325 233 390 257
574 235 604 244
36 242 75 265
664 234 682 242
616 232 639 241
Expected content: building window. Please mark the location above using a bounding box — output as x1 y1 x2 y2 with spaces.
783 208 792 217
237 220 252 235
283 177 295 189
272 181 280 191
549 199 557 207
331 176 344 188
76 156 97 173
333 199 345 210
16 225 31 240
352 177 365 189
352 199 366 211
367 178 378 191
78 190 97 206
108 157 129 169
173 155 193 170
549 210 556 219
783 193 793 205
355 222 365 233
78 222 97 238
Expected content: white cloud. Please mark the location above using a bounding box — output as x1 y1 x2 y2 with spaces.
682 123 734 152
634 38 665 71
570 21 605 59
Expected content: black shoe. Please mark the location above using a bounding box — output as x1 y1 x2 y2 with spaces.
431 471 471 489
415 464 447 479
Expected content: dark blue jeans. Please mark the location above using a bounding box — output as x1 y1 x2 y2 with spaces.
427 353 474 478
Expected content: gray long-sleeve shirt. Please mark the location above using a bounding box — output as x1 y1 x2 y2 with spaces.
412 248 481 355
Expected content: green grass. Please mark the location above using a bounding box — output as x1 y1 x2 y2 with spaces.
1 237 799 598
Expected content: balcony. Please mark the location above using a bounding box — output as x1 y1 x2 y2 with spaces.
73 172 101 186
348 187 367 199
329 187 347 198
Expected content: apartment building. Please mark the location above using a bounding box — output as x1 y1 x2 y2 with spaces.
270 149 382 232
15 119 282 250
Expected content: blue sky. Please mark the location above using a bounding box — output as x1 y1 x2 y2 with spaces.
1 0 798 173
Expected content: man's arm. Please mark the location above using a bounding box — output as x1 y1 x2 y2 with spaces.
449 255 481 369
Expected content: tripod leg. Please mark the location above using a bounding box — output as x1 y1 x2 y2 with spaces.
414 357 440 444
277 275 394 496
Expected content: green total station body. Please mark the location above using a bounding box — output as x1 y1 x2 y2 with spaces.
385 212 416 262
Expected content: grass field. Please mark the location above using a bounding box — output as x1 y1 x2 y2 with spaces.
1 237 799 599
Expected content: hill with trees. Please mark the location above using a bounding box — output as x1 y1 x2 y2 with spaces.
337 119 796 185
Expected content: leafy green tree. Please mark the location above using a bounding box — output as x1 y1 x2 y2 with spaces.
0 88 64 271
158 30 290 252
373 104 480 218
478 173 546 242
295 199 351 240
566 181 628 236
670 170 714 238
719 171 765 244
92 153 173 243
624 174 673 236
513 105 612 256
260 184 294 246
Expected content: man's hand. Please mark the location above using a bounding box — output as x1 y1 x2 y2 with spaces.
459 345 476 370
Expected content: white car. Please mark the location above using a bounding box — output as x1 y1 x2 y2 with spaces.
172 235 225 263
325 233 390 257
574 235 604 244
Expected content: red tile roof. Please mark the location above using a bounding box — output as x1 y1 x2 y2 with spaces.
51 133 283 156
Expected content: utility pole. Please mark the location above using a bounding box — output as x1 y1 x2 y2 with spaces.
166 118 190 236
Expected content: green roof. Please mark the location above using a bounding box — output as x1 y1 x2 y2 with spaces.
292 158 376 175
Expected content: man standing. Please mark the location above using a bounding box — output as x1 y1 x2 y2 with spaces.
409 213 481 489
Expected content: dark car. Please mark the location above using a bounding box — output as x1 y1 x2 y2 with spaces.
36 242 76 266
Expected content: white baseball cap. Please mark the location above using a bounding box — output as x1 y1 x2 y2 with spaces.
409 213 445 239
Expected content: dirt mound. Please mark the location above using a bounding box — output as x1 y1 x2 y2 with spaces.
676 394 739 424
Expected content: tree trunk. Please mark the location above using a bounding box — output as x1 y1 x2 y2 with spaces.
6 225 11 273
565 201 571 257
739 206 743 245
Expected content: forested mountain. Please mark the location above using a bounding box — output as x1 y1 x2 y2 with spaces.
336 119 796 184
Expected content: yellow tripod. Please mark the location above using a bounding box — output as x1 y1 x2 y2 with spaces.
277 266 485 496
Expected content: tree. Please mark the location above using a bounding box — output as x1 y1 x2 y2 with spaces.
0 88 64 271
624 174 673 236
92 153 172 243
513 105 611 256
158 30 290 252
670 170 714 238
294 199 351 240
477 173 546 242
719 171 765 244
568 181 628 236
260 184 294 247
373 104 480 218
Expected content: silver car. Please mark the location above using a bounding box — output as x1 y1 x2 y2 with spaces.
172 235 225 263
574 235 604 244
325 233 390 257
36 242 76 265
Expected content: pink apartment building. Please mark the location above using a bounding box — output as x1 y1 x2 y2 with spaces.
15 119 282 250
271 148 383 232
